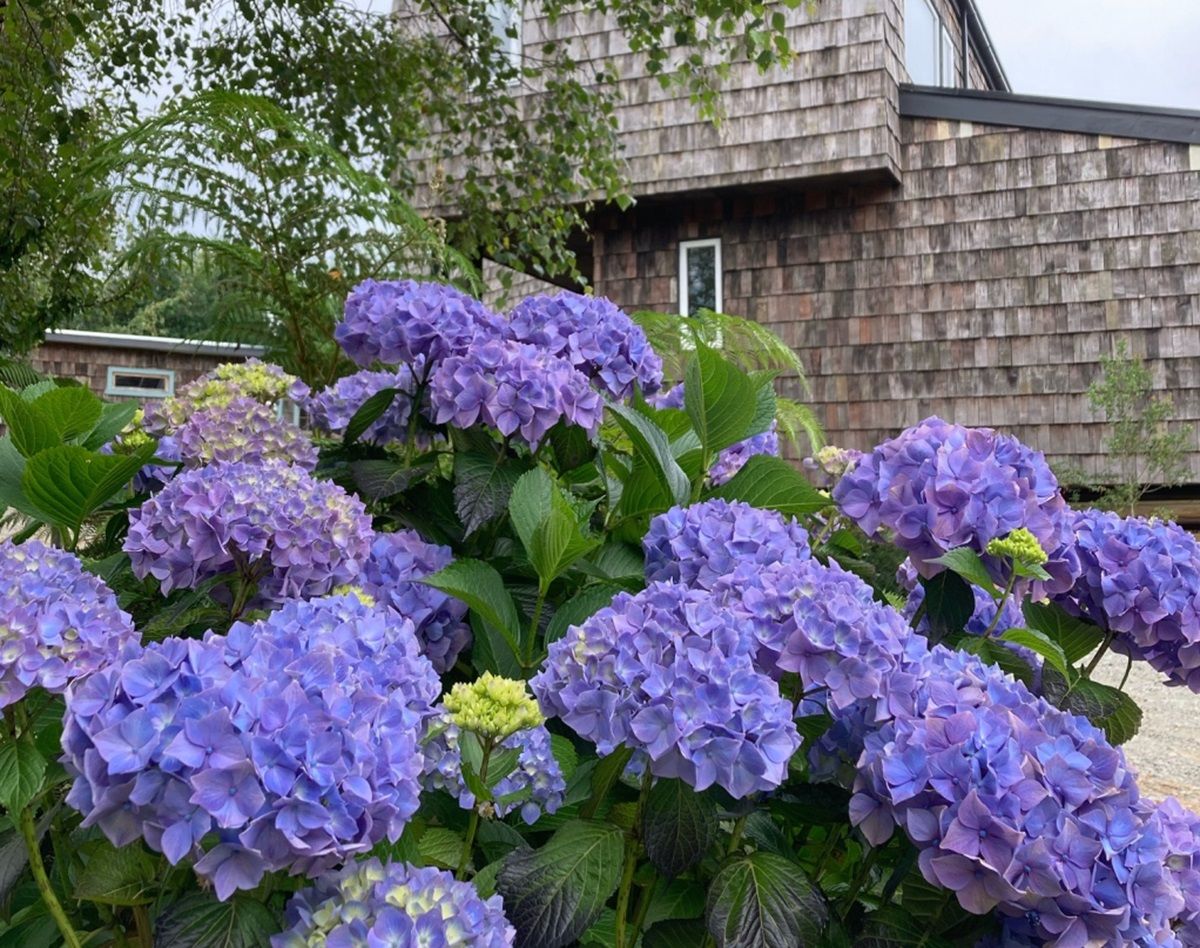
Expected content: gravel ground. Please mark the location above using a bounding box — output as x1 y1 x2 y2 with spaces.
1091 652 1200 810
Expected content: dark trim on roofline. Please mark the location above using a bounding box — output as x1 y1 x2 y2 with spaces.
899 84 1200 145
957 0 1010 92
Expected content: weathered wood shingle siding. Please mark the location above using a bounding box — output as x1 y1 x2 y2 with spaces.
591 119 1200 480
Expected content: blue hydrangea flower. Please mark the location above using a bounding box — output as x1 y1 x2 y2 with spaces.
62 595 440 900
335 279 507 374
507 290 663 399
124 460 373 606
0 539 139 707
650 385 780 484
428 338 604 449
422 712 566 825
1057 508 1200 692
306 367 423 447
143 359 309 435
174 397 317 471
832 417 1079 598
273 858 515 947
361 530 471 673
643 499 810 591
531 581 800 798
851 646 1192 946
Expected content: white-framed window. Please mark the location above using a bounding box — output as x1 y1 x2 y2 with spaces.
905 0 957 87
679 238 722 317
105 366 175 399
487 0 522 72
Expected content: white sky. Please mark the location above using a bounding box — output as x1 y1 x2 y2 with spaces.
975 0 1200 111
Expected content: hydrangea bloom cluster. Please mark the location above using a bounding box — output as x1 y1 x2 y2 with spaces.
851 646 1192 945
506 290 663 399
803 444 865 487
1144 797 1200 944
101 413 181 493
174 397 317 471
143 359 309 435
650 385 780 484
832 417 1079 597
423 714 566 825
62 595 440 900
0 540 139 707
124 460 373 605
443 673 543 739
1057 508 1200 692
306 367 422 447
361 530 470 673
643 499 810 591
335 279 506 373
429 338 604 449
532 581 800 798
273 858 515 948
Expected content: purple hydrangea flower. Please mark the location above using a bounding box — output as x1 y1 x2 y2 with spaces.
174 397 317 471
134 435 181 494
422 712 566 825
1056 509 1200 692
428 338 604 449
851 646 1192 945
124 460 373 606
361 530 471 673
62 595 440 899
507 290 664 399
273 859 515 947
531 581 800 798
335 279 507 373
833 417 1079 598
643 499 810 591
305 367 423 447
650 385 779 484
0 540 139 707
142 359 309 435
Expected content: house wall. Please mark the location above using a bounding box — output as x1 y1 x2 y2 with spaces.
591 118 1200 481
29 341 254 401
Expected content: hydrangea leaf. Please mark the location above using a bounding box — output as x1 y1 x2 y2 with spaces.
417 827 467 870
705 852 827 948
0 386 56 457
545 586 622 646
608 403 690 507
82 401 140 451
956 636 1038 688
643 919 710 948
0 437 40 519
30 386 102 444
917 571 974 643
454 449 527 536
854 905 954 948
423 560 523 676
684 343 757 457
999 627 1070 677
497 819 625 948
1040 669 1144 745
73 839 157 906
510 468 600 591
1023 600 1107 664
707 455 829 517
642 778 718 878
349 458 435 501
22 444 156 533
747 373 778 440
645 879 706 927
153 893 278 948
926 548 1000 598
0 741 46 814
342 387 398 445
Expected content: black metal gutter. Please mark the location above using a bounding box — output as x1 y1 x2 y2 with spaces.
899 84 1200 146
957 0 1009 92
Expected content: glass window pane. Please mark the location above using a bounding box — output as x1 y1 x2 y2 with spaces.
686 245 717 315
940 25 956 86
905 0 937 85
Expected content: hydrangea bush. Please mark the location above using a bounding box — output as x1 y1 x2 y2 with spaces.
1 280 1198 948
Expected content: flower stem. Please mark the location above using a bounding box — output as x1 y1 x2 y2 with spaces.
526 587 548 665
1083 632 1115 679
17 803 82 948
838 844 881 920
615 768 654 948
983 569 1018 638
726 814 748 856
456 739 494 880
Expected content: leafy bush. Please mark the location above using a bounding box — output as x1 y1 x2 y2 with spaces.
0 282 1198 947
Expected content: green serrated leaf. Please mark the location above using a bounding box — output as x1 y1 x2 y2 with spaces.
705 852 827 948
22 444 155 532
0 388 55 457
641 779 717 878
343 387 397 445
497 820 625 948
31 386 102 443
927 548 999 598
153 893 278 947
545 586 621 645
0 741 46 813
608 404 690 506
957 636 1038 687
1000 627 1069 676
643 919 709 948
82 401 140 451
422 560 522 674
707 455 829 517
73 839 158 905
1023 600 1107 664
855 905 954 948
350 459 434 501
918 571 974 643
685 343 757 456
418 827 466 869
456 450 526 536
1040 669 1143 745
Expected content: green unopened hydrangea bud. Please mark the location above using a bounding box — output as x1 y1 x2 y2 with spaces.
986 527 1049 566
443 672 543 740
331 585 376 608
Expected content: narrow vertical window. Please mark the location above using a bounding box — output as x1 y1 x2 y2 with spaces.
904 0 938 86
487 0 522 71
939 23 957 86
679 238 722 316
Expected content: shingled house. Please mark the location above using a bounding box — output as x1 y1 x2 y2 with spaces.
407 0 1200 488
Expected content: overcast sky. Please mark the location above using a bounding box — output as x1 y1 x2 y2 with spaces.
975 0 1200 111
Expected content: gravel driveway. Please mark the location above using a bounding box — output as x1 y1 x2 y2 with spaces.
1092 652 1200 810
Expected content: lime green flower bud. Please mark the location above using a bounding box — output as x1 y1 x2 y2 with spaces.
331 585 376 608
443 672 543 740
986 527 1049 567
